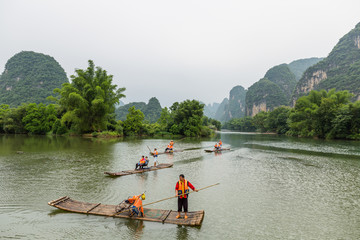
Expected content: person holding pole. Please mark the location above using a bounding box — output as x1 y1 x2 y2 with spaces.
152 148 159 167
126 193 146 217
175 174 198 219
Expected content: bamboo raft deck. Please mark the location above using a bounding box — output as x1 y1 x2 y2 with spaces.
204 148 230 153
48 196 204 226
150 150 183 155
104 163 173 176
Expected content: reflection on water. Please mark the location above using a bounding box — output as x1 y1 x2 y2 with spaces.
0 133 360 239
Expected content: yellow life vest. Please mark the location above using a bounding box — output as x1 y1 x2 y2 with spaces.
178 180 189 197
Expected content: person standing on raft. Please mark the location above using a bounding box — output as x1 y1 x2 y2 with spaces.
175 174 198 219
152 148 159 167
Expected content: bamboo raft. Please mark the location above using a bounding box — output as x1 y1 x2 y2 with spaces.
150 150 183 155
104 163 173 176
204 148 230 153
48 196 204 226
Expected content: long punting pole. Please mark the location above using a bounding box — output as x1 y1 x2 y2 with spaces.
143 182 220 207
112 183 220 217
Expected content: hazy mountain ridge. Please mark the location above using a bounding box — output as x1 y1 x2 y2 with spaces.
213 85 247 122
115 97 162 123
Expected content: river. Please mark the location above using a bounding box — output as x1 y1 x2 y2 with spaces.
0 133 359 239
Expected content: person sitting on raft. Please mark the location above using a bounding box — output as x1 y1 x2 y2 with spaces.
135 156 146 170
126 193 146 217
219 140 222 147
165 142 174 152
214 143 220 150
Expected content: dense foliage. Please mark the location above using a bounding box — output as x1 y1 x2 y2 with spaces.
0 51 68 107
53 60 125 133
161 100 216 137
225 89 360 140
222 117 256 132
119 100 221 137
287 89 359 139
293 22 360 102
115 97 162 123
0 103 58 134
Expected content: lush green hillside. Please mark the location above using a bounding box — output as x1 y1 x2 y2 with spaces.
292 22 360 103
115 97 162 123
288 57 323 80
264 64 297 100
0 51 68 106
245 78 288 116
245 64 296 116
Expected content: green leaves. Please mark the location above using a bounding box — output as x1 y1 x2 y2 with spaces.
288 89 356 138
55 60 126 133
22 103 58 134
123 106 145 135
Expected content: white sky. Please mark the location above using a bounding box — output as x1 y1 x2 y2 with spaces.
1 0 360 106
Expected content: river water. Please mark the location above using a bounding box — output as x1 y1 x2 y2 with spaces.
0 133 359 239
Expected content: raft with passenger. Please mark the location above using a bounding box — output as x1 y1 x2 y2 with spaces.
204 148 230 153
104 163 173 177
150 150 183 155
48 196 204 226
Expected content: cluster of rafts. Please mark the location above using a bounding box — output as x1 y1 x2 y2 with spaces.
48 147 230 226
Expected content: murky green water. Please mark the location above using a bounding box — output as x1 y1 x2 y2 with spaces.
1 133 360 239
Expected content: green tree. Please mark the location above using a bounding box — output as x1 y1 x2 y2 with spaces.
169 100 205 137
22 103 58 134
0 104 10 133
123 106 145 136
157 107 172 132
54 60 125 133
2 105 27 134
265 106 291 134
252 111 268 132
287 89 353 138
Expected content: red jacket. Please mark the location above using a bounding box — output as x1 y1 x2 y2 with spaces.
175 180 195 198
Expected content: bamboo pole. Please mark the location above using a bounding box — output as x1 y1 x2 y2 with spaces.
111 183 220 217
143 182 220 207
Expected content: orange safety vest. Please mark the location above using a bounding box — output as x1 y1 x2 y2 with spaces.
214 143 218 148
128 195 144 214
140 158 146 164
178 180 189 197
219 140 222 146
154 150 158 156
170 141 174 146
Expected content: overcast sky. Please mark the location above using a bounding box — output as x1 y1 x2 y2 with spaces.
1 0 360 107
